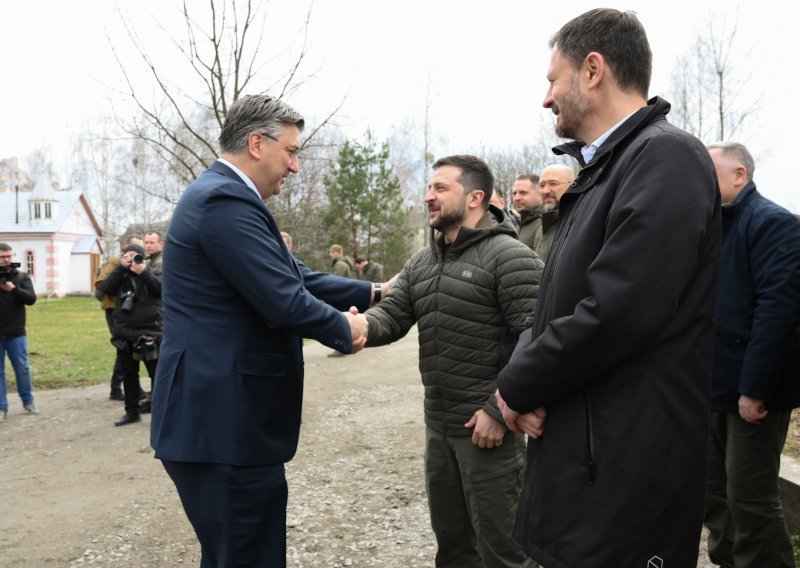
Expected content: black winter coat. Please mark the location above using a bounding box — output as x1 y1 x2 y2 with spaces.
98 264 163 342
0 269 36 337
497 97 722 568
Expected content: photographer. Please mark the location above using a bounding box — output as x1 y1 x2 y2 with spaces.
0 243 39 422
98 243 162 426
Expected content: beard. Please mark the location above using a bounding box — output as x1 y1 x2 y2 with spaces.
429 194 467 234
554 76 592 141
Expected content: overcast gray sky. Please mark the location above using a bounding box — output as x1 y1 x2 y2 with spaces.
1 0 796 211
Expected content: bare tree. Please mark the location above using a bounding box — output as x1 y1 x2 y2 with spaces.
668 9 760 142
111 0 343 190
477 117 573 196
271 126 343 270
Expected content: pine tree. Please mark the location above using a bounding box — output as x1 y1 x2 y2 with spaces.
324 131 413 274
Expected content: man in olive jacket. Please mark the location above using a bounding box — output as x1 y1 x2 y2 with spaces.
362 155 542 568
496 10 721 568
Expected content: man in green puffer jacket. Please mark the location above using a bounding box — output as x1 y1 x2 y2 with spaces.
362 155 543 568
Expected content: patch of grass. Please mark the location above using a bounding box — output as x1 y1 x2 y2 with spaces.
4 296 113 391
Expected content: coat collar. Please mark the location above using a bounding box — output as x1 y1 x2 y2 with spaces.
553 97 672 167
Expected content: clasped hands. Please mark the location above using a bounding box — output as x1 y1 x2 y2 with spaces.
495 389 548 439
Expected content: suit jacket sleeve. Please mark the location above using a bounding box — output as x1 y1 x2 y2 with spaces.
200 189 368 351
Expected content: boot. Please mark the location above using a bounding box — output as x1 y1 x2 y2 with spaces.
114 412 141 427
109 388 124 401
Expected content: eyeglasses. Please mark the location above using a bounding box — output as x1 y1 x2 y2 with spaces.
259 132 300 159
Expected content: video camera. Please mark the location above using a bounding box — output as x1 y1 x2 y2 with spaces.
0 262 21 282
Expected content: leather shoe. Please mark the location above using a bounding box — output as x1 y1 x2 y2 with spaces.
114 413 141 427
140 400 152 414
109 389 124 401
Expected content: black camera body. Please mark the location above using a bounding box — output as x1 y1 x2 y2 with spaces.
133 254 144 264
119 290 135 312
0 262 21 282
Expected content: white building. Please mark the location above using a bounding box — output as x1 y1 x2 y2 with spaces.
0 175 103 297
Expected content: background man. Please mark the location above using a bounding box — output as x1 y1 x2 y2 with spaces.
144 231 164 271
150 94 374 567
512 173 542 249
95 235 144 401
360 155 542 568
329 244 355 277
98 242 162 426
704 141 800 568
0 242 39 421
490 185 519 229
533 164 575 262
354 256 384 282
496 9 721 567
280 231 293 252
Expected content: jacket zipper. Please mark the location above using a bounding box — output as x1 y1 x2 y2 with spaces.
583 389 596 485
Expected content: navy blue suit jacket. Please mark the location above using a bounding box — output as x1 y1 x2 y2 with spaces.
150 161 371 465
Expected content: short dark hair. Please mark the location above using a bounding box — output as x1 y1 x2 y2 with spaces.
550 8 651 98
219 95 305 154
355 256 367 264
0 243 11 252
432 155 494 208
145 231 162 242
516 173 540 184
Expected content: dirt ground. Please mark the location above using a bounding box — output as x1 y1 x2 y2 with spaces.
1 326 713 567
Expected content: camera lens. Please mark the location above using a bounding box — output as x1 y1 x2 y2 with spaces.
133 254 144 264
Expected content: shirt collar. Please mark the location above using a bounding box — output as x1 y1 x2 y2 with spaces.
580 110 637 164
217 158 261 200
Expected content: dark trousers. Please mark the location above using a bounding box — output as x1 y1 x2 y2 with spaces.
162 460 288 568
425 427 534 568
704 410 795 568
104 309 124 391
118 347 158 415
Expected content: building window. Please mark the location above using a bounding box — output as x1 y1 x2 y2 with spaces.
45 203 51 218
33 203 41 219
26 251 34 276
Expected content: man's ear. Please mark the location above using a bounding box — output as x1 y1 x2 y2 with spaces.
247 132 263 160
469 189 485 209
584 52 605 87
735 165 748 184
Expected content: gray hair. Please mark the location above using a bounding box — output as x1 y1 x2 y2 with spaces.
707 141 755 183
219 95 305 154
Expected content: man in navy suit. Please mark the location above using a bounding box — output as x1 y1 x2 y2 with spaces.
150 94 377 567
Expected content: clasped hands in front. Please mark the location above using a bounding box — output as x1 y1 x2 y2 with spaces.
495 388 548 439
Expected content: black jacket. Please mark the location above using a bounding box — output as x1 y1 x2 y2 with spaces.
497 98 721 568
0 268 36 337
713 182 800 411
98 264 163 341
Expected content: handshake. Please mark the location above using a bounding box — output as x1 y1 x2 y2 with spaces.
343 307 369 354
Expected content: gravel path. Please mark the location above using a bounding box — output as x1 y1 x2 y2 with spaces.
0 326 712 566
